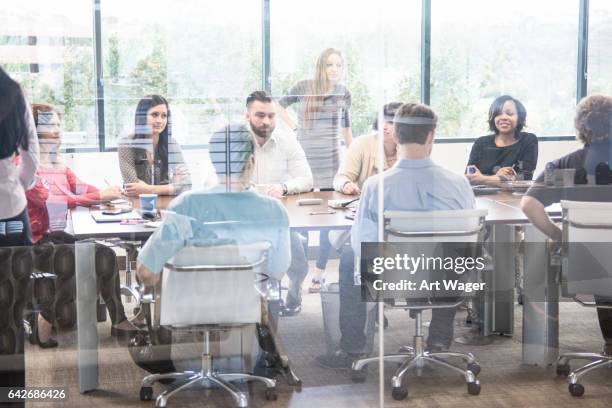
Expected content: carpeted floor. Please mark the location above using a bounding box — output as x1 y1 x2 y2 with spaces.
25 262 612 407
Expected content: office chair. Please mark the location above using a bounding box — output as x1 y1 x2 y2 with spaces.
351 209 488 400
139 242 280 408
0 243 32 391
106 239 142 309
556 200 612 397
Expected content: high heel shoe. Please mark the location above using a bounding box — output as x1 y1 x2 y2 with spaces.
29 312 58 349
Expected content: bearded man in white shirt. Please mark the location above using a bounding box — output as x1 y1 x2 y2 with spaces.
245 91 313 315
210 91 313 315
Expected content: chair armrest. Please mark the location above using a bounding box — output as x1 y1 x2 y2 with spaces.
164 254 267 272
385 226 483 238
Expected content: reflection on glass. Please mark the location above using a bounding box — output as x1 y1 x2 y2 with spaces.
101 0 261 148
431 0 577 137
588 0 612 95
271 0 421 139
0 0 96 148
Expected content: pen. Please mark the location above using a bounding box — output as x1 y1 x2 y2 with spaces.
106 179 126 196
340 197 360 207
310 210 336 215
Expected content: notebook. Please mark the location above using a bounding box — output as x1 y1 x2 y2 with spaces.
90 210 142 223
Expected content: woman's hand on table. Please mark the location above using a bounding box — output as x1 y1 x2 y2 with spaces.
266 184 284 198
466 166 485 184
342 182 361 195
99 186 123 201
496 166 517 180
466 167 502 186
124 180 153 196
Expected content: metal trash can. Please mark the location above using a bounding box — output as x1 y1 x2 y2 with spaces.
320 282 376 356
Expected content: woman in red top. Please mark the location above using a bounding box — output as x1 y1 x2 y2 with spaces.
27 103 137 347
27 104 121 242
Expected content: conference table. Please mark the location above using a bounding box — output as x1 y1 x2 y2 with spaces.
69 191 356 239
70 189 546 236
70 188 559 392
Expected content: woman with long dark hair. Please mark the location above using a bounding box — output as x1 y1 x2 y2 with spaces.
118 95 191 196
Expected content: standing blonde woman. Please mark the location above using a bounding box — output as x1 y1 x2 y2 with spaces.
277 49 353 292
277 48 353 189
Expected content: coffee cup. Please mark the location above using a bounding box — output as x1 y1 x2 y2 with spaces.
139 193 158 216
553 168 575 187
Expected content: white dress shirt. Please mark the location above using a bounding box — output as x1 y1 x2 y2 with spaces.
0 103 40 219
251 128 313 195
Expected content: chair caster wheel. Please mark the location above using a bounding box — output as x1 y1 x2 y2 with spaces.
391 386 408 400
556 364 570 377
467 362 481 377
351 369 367 383
265 388 278 401
140 386 153 401
569 383 584 397
467 381 481 395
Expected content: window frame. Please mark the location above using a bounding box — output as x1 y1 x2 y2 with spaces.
78 0 592 152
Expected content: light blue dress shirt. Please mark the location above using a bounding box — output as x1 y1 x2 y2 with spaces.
138 190 291 279
351 158 475 255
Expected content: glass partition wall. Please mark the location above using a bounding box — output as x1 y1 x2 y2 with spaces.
1 1 611 408
431 0 578 138
0 0 96 148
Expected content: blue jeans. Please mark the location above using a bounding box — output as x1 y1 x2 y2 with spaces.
286 232 309 303
0 208 33 246
315 229 332 271
338 246 457 353
338 247 367 353
301 229 333 272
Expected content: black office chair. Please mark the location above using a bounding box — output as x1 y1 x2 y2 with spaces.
0 224 33 395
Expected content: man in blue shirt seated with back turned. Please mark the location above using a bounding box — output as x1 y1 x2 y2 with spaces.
136 144 290 287
135 129 292 379
319 102 475 369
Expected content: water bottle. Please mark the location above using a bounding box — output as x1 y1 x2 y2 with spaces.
515 161 524 181
544 162 556 186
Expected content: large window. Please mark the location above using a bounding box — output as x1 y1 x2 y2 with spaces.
101 0 261 147
587 0 612 95
0 1 96 148
1 1 604 151
270 0 421 138
430 0 578 138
